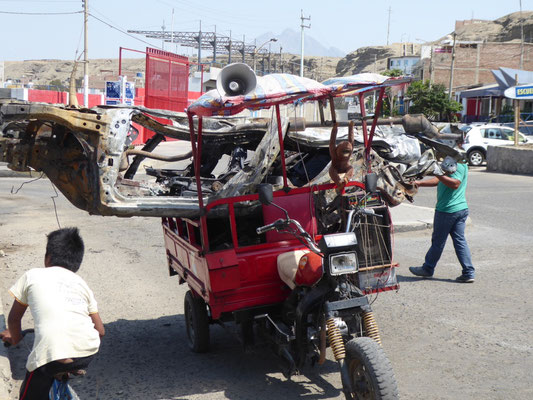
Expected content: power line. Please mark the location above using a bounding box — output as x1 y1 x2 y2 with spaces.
89 13 161 49
0 10 81 14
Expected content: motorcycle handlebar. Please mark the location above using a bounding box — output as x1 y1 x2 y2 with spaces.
256 219 321 254
256 219 285 235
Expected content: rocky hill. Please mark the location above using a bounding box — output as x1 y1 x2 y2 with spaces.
336 11 533 77
336 42 421 76
449 11 533 43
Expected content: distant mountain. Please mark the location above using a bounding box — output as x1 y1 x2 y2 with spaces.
255 29 346 57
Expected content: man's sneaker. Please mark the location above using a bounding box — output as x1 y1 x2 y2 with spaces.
408 266 433 278
456 275 475 283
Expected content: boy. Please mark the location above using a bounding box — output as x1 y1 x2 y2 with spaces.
0 227 105 399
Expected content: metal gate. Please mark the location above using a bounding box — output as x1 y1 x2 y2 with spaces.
143 47 190 141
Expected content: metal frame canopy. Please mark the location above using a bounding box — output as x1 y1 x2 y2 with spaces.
185 72 411 249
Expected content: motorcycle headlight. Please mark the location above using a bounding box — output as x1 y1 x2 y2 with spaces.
329 252 358 276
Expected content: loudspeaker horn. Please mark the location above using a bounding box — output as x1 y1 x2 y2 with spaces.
216 63 257 97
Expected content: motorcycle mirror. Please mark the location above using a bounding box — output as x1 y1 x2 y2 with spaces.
365 173 378 193
257 183 273 205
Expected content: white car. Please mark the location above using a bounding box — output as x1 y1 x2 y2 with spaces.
462 124 530 166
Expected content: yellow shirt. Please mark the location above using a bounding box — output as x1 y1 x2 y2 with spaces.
9 267 100 372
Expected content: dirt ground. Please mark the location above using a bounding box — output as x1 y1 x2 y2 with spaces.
0 173 532 399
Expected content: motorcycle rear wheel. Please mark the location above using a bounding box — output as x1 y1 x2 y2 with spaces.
345 337 398 400
184 290 210 353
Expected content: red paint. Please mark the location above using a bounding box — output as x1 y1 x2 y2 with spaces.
294 252 323 287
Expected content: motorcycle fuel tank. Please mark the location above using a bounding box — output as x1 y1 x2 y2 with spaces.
277 250 323 289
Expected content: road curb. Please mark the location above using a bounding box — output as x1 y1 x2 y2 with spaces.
0 168 33 178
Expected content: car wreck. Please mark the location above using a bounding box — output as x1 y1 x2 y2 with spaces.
0 72 462 219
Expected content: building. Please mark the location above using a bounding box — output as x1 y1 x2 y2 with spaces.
388 56 420 75
458 67 533 123
418 41 533 93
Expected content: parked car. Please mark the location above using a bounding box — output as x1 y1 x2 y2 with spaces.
462 124 531 166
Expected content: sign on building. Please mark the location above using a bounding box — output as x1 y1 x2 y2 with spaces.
504 84 533 100
105 77 135 105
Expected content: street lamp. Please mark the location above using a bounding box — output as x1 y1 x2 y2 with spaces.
253 38 277 73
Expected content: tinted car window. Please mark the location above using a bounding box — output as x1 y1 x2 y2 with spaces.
483 128 505 139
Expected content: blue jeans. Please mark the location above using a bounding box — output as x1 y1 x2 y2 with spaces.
423 209 475 278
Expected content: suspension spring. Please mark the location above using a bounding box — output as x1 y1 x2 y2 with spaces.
362 311 382 345
326 317 346 361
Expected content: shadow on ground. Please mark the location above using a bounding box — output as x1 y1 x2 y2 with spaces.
7 316 343 399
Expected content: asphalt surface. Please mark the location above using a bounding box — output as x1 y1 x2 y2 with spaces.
1 165 532 399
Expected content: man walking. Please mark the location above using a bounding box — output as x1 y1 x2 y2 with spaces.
409 156 475 283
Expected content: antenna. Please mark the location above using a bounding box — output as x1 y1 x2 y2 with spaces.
387 6 391 46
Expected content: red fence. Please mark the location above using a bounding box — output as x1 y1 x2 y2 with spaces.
132 47 190 143
145 47 189 112
28 89 102 108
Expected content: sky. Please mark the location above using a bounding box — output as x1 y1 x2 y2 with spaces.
0 0 531 61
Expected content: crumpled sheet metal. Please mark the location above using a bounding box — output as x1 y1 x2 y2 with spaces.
300 144 417 207
0 102 287 218
213 117 288 199
288 125 421 165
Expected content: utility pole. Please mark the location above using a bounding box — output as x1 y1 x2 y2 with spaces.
228 30 232 64
386 6 391 46
300 9 311 77
448 32 457 101
429 45 434 88
171 9 174 53
161 20 166 50
242 34 246 63
83 0 88 107
520 0 524 69
514 74 520 146
197 20 202 71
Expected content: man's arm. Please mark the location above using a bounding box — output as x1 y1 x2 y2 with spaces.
90 312 105 337
436 175 461 189
415 177 439 187
0 300 27 345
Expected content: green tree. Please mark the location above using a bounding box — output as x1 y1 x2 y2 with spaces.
380 69 405 116
383 68 403 77
49 79 66 91
406 80 462 121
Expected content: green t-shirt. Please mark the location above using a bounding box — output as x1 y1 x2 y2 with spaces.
436 163 468 213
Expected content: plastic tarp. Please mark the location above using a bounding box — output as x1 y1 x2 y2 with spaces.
187 73 412 117
322 73 411 96
187 73 330 117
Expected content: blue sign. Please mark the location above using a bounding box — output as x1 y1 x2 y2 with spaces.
504 84 533 100
105 81 135 100
106 81 121 99
515 85 533 98
124 82 135 99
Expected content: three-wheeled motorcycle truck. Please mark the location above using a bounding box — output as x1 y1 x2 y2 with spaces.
163 64 410 399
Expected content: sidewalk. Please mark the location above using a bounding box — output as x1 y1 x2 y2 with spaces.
389 203 435 232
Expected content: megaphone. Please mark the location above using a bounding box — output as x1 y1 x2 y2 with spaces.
216 63 257 97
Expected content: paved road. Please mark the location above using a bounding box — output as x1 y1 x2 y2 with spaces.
0 168 532 399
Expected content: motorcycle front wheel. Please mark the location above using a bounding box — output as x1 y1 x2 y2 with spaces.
345 337 399 400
